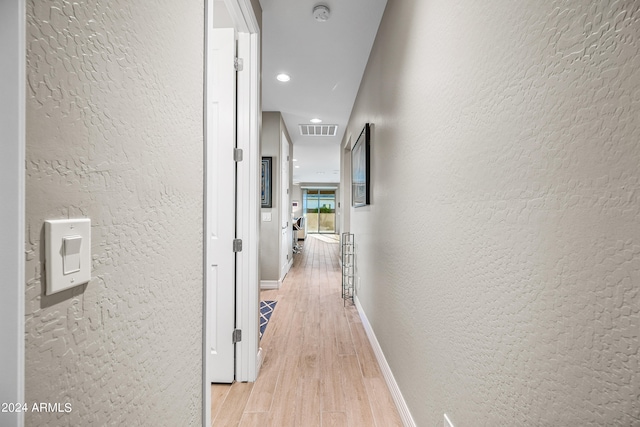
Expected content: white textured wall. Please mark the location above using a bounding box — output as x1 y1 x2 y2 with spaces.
346 1 640 425
25 1 203 425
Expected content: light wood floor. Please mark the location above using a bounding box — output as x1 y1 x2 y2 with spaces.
211 235 403 427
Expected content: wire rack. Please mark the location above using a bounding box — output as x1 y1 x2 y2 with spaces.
341 232 355 306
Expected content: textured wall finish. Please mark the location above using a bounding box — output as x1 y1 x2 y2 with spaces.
346 0 640 425
25 1 203 425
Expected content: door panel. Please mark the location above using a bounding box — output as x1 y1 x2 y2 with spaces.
207 27 236 383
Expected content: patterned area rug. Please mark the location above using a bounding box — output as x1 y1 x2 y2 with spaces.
260 300 277 340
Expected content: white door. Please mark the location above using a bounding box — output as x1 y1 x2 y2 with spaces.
206 27 237 383
280 133 291 279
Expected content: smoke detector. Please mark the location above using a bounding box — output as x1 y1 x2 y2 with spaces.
313 5 330 22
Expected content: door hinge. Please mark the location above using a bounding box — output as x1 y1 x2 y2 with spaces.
234 57 243 71
232 329 242 344
233 238 243 252
234 148 243 162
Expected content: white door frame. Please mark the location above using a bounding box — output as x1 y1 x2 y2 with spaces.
0 1 26 427
203 0 260 425
233 9 261 383
280 132 292 279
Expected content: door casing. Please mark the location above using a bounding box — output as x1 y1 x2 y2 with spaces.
280 132 292 280
1 1 26 426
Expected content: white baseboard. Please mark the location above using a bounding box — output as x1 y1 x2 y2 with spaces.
354 297 416 427
256 347 263 377
277 259 294 284
260 280 280 290
285 258 293 276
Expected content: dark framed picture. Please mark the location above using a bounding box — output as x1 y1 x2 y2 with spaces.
352 123 371 207
261 157 272 208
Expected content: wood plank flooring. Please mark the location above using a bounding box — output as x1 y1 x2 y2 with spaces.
211 235 403 427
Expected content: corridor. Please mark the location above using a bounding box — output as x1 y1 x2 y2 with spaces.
211 235 403 426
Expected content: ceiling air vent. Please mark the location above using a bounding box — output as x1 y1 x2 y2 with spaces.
299 124 338 137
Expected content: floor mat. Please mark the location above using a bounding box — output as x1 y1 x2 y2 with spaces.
260 300 277 339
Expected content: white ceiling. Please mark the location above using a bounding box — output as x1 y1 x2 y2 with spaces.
259 0 387 183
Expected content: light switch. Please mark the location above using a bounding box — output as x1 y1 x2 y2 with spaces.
45 219 91 295
262 212 272 222
63 235 82 274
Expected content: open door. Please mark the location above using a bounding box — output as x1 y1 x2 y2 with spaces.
205 26 237 384
204 1 261 423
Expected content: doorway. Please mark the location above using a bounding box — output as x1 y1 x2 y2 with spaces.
280 132 292 279
303 189 337 234
204 0 260 425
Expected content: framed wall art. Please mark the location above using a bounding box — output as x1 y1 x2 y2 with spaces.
351 123 371 207
261 156 272 208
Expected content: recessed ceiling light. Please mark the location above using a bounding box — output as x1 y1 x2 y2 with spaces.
293 158 298 162
276 73 291 82
310 118 322 124
295 165 300 168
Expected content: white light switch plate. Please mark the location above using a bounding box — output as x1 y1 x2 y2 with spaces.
45 218 91 295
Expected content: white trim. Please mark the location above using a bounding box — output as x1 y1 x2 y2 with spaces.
260 280 281 290
299 185 339 190
279 258 292 282
279 257 293 283
225 0 258 33
234 26 261 382
203 2 213 424
354 297 416 427
0 1 26 426
256 347 264 372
